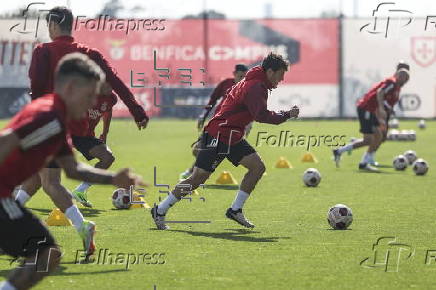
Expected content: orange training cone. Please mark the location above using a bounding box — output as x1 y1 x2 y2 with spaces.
275 157 292 168
216 171 238 185
46 208 72 226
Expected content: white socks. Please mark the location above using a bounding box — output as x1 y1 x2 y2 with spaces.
231 190 250 211
15 189 31 206
65 205 84 231
338 143 353 154
361 152 374 164
0 281 16 290
75 182 91 193
157 193 179 215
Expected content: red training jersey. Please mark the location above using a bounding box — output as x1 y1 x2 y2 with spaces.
85 93 118 137
28 35 148 135
206 78 235 115
205 66 288 145
0 94 73 198
357 76 401 113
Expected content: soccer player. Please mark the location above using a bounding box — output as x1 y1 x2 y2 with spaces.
14 5 148 249
152 53 299 230
0 53 142 290
179 64 248 180
16 91 118 208
333 66 410 171
71 90 118 207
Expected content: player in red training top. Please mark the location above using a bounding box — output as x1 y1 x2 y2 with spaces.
70 91 118 207
179 64 248 180
152 53 300 230
16 90 118 208
0 53 142 290
13 6 147 251
333 63 410 171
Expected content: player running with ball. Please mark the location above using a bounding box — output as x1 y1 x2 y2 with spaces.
152 53 299 229
333 64 410 171
0 53 142 290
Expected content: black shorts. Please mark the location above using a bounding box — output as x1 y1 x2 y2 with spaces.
0 201 56 258
194 132 256 173
357 107 379 134
72 136 104 161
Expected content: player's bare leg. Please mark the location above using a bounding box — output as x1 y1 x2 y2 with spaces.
333 134 373 168
153 167 210 230
226 153 265 228
14 174 41 206
39 168 96 258
73 144 115 208
4 246 61 290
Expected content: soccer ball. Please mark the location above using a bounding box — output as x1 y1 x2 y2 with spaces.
389 118 399 129
403 150 417 164
327 204 353 230
393 155 408 170
412 159 429 176
112 188 131 209
418 119 426 129
303 168 321 187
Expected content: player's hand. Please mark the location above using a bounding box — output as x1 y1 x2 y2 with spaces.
136 118 149 130
0 197 24 220
289 105 300 118
112 168 145 189
99 133 107 143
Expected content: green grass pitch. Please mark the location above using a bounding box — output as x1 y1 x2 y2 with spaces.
0 119 434 289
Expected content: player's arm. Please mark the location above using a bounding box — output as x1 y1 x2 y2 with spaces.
244 84 299 124
376 89 387 123
0 129 19 164
28 45 50 99
89 50 149 130
197 82 224 130
56 154 143 189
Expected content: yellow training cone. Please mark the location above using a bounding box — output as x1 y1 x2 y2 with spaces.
275 157 292 168
301 152 318 163
216 171 238 185
130 194 151 209
192 189 199 195
46 208 72 226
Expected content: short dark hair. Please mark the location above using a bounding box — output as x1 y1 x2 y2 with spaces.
46 6 73 33
397 61 410 71
55 53 105 85
234 64 248 72
261 52 289 72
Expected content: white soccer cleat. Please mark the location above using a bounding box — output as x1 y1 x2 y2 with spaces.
151 206 169 230
225 208 255 228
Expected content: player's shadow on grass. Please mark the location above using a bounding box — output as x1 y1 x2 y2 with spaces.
0 265 127 278
28 207 106 218
168 229 290 243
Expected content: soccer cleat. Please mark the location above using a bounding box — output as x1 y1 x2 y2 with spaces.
332 149 341 168
151 206 169 230
225 208 255 228
369 161 380 167
179 169 192 181
79 220 96 259
358 163 380 172
72 190 93 208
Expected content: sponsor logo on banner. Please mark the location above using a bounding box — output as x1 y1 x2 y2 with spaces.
109 39 126 60
411 37 436 67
